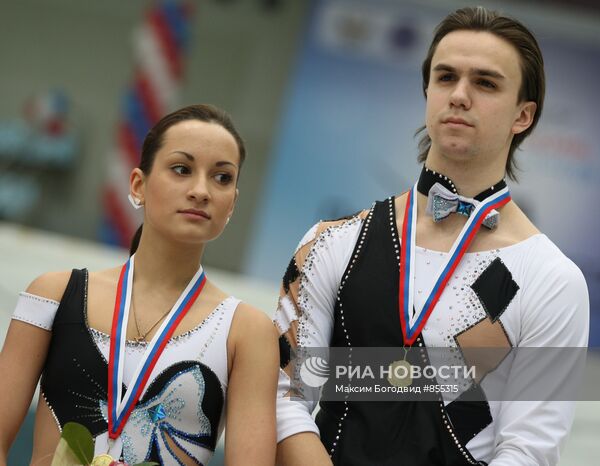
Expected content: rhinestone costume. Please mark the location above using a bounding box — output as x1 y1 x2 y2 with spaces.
13 269 240 465
274 197 588 466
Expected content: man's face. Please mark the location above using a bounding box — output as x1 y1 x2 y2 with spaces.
425 30 535 165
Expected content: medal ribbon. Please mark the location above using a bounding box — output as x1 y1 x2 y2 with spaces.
107 255 207 439
399 183 511 346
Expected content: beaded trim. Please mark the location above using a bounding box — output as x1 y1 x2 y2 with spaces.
419 166 458 195
328 204 375 458
452 315 512 350
196 304 228 365
41 389 62 432
418 165 506 202
295 216 363 348
41 270 95 433
18 291 60 306
12 293 59 330
88 302 225 348
11 315 52 331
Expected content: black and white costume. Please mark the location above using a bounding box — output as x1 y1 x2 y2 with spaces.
275 195 589 466
12 269 239 465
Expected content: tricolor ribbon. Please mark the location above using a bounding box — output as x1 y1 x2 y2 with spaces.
399 183 511 346
107 255 207 440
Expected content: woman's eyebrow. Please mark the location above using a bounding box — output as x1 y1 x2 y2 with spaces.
169 150 195 161
216 161 237 168
169 152 237 168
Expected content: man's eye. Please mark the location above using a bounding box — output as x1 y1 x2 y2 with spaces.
439 74 455 82
477 79 496 89
172 165 190 175
215 173 234 184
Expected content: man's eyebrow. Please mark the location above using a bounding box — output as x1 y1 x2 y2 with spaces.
432 63 505 79
432 63 456 73
472 68 505 79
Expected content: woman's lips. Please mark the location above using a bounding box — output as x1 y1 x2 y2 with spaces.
179 209 211 220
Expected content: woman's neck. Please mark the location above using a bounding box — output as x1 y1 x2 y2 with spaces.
132 229 205 291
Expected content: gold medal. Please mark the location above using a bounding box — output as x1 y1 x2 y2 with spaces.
387 359 413 387
90 454 115 466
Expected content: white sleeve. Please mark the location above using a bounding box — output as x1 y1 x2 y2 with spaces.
11 292 60 331
274 217 363 443
489 241 589 466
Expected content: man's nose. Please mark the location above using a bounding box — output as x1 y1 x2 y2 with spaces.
449 79 471 110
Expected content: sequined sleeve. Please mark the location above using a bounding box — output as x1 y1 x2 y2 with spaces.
487 236 589 466
11 292 59 331
274 212 367 443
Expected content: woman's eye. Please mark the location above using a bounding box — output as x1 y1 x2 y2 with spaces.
215 173 234 184
172 165 190 175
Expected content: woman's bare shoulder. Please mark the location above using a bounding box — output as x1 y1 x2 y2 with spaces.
26 266 123 302
88 266 122 286
229 302 277 347
25 271 73 302
233 302 273 328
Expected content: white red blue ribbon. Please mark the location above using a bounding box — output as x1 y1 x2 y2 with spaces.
107 255 207 440
399 182 511 345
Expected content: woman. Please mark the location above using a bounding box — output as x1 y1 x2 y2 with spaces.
0 104 278 465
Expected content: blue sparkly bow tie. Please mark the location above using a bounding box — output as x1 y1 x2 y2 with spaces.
425 183 499 229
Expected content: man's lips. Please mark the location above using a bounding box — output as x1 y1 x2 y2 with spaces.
179 209 211 219
443 117 474 127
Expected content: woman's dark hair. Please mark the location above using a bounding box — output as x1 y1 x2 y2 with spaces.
130 104 245 255
416 6 545 181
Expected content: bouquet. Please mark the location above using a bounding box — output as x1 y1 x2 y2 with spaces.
51 422 157 466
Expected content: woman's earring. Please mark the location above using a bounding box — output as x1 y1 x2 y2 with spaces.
226 216 231 225
128 194 143 210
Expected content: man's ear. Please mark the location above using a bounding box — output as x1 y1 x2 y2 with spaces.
129 168 146 204
512 101 537 135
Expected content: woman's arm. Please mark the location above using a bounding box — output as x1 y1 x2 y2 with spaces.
276 433 332 466
225 303 279 466
0 271 69 464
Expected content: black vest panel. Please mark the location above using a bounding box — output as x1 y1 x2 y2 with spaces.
316 199 483 466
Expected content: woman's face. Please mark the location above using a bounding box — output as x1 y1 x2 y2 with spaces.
131 119 240 246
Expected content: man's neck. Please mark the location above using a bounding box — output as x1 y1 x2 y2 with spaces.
132 227 205 292
424 150 506 198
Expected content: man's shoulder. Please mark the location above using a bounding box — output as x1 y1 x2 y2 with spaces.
519 234 587 290
318 208 371 232
294 207 372 254
316 195 400 234
498 200 541 242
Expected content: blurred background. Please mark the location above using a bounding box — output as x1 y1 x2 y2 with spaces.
1 0 598 463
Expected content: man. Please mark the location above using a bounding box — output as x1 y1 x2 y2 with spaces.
273 6 589 466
